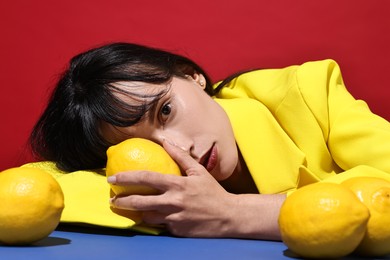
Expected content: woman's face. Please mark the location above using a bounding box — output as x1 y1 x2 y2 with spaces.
101 75 238 181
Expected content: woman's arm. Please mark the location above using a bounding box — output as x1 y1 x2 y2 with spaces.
228 193 285 240
108 140 285 240
297 60 390 181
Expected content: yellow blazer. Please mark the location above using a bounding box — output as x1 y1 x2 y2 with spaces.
21 59 390 231
214 59 390 194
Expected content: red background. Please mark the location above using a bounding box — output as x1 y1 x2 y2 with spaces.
1 0 389 171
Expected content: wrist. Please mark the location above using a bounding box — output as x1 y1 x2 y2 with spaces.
223 193 285 240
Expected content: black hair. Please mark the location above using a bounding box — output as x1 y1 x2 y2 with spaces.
29 42 214 171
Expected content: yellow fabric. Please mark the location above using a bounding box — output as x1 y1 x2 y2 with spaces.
20 59 390 230
214 59 390 195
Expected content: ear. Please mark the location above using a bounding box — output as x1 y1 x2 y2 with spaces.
191 71 206 90
179 65 206 89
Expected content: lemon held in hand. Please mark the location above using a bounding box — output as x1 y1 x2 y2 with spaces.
0 167 64 245
342 177 390 257
106 138 181 196
278 182 370 259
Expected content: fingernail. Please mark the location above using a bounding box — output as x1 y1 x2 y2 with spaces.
107 176 116 184
109 197 116 207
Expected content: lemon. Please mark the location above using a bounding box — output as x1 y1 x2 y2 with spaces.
342 177 390 257
106 138 181 195
278 182 370 259
0 167 64 245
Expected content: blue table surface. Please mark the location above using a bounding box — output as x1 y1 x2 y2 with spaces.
1 225 389 260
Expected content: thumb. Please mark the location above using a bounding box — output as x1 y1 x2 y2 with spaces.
163 139 205 176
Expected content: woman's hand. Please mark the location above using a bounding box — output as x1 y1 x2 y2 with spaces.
108 139 285 240
108 139 238 237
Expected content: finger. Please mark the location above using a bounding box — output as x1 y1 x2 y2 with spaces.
108 170 181 192
110 193 177 212
163 139 205 176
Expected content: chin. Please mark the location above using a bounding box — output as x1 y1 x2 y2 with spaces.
211 164 234 182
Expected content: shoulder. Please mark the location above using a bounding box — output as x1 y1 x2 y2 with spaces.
296 59 343 85
222 59 341 94
215 59 344 113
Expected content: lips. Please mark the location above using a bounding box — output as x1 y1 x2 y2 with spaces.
200 143 218 172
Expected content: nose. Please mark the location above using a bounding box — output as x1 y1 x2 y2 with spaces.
153 131 194 155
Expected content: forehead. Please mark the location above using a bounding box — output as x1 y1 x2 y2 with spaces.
111 81 169 100
99 81 169 144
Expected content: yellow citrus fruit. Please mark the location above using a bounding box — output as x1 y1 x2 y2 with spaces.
278 182 370 259
0 167 64 245
342 177 390 257
106 138 181 195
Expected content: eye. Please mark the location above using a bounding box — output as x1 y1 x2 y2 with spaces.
161 103 171 115
160 103 172 122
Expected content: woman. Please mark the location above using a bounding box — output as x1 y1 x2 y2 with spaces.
29 42 390 240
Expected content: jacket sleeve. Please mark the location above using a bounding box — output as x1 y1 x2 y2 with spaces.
298 60 390 183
